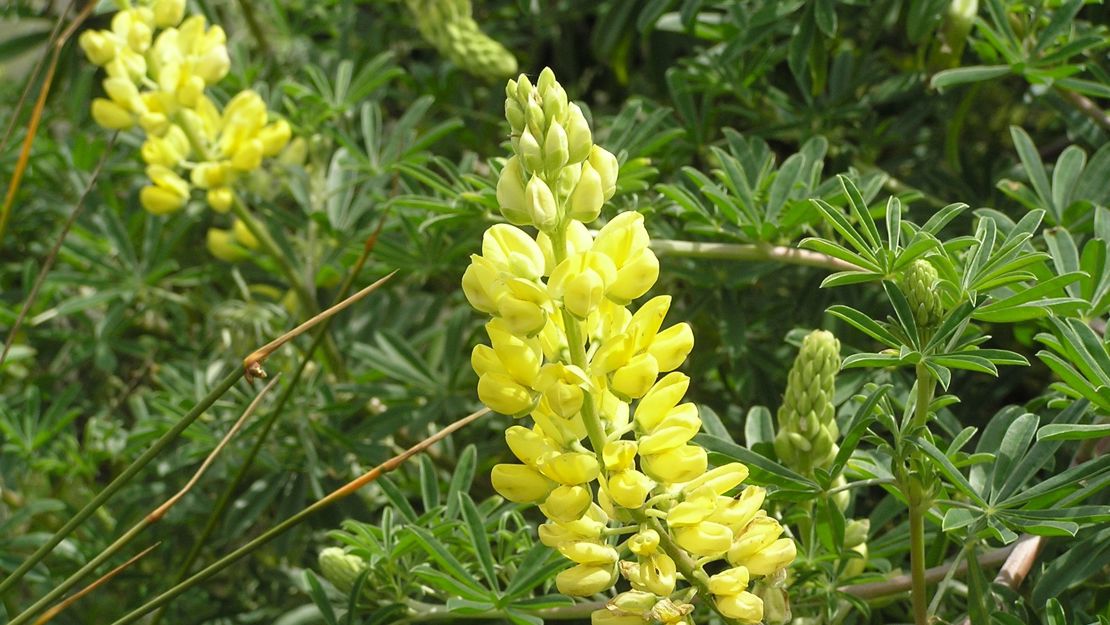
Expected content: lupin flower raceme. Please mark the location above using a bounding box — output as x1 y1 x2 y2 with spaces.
773 330 841 477
79 0 291 225
463 68 795 624
404 0 517 80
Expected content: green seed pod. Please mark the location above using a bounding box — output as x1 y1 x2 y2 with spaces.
774 330 841 476
899 259 945 329
404 0 517 80
318 547 368 594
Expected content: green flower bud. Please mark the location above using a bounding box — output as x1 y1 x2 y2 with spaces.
544 121 570 172
589 146 619 200
525 176 559 232
566 103 592 163
899 259 945 329
404 0 517 80
569 161 605 222
318 547 368 594
774 330 840 475
519 127 544 174
506 99 526 134
844 518 870 548
496 156 531 225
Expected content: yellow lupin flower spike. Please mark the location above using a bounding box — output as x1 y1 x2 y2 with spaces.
463 67 794 620
79 0 292 259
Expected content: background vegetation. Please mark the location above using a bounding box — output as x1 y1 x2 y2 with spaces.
1 0 1108 624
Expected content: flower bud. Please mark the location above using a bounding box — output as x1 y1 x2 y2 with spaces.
482 224 546 280
542 485 593 523
728 517 784 564
140 185 186 214
556 540 619 565
716 592 764 624
556 564 616 596
505 425 553 465
506 99 526 133
231 138 264 171
207 187 233 212
91 98 134 130
900 259 945 328
569 161 604 223
232 219 260 249
684 462 749 495
610 352 660 400
525 176 559 232
318 547 367 594
628 529 659 556
674 521 733 556
608 249 659 304
744 538 797 577
206 228 248 262
538 451 600 485
491 463 554 503
845 518 870 548
79 30 116 66
602 440 638 472
566 103 592 163
635 373 690 431
477 372 536 416
640 444 707 484
607 470 653 508
708 566 751 596
496 157 531 225
649 322 694 372
259 119 292 156
589 146 619 200
544 121 570 172
638 407 700 454
519 128 544 174
711 486 766 531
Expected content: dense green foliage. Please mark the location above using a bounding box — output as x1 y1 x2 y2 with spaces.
1 1 1108 624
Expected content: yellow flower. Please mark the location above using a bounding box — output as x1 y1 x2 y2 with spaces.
634 373 690 431
606 470 653 508
538 451 601 485
556 564 616 596
715 591 764 623
491 464 554 503
728 517 784 564
91 98 135 130
640 444 707 484
708 566 750 596
673 522 733 557
743 538 797 577
541 485 593 523
556 540 619 566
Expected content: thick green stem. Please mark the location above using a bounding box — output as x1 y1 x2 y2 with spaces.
649 239 858 272
907 363 936 625
0 368 243 596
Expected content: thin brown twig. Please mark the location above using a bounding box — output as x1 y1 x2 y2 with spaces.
31 542 161 625
1 132 118 370
839 544 1015 600
0 2 74 154
148 374 282 521
242 270 398 380
1058 88 1110 132
0 0 97 243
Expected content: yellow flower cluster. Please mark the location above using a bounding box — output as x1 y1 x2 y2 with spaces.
79 0 290 217
463 68 795 625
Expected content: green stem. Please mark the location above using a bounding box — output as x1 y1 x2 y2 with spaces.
649 239 858 272
0 368 243 596
399 599 602 623
149 234 376 625
549 225 607 460
907 362 935 625
8 519 151 625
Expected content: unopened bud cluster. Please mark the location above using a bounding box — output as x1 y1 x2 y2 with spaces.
463 68 795 624
317 547 369 595
773 330 841 477
899 259 945 329
405 0 517 79
79 0 291 228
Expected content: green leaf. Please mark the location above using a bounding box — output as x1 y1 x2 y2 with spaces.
1037 423 1110 441
1011 126 1057 220
458 493 499 592
827 305 901 348
419 455 440 511
989 413 1038 502
839 175 882 250
915 438 988 506
408 526 487 595
696 434 819 493
743 405 773 450
446 446 478 519
503 545 566 599
1051 146 1087 214
304 571 339 625
930 65 1011 90
965 543 994 623
830 385 889 477
883 281 920 350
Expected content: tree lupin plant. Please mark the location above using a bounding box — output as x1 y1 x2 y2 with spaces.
461 67 797 625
